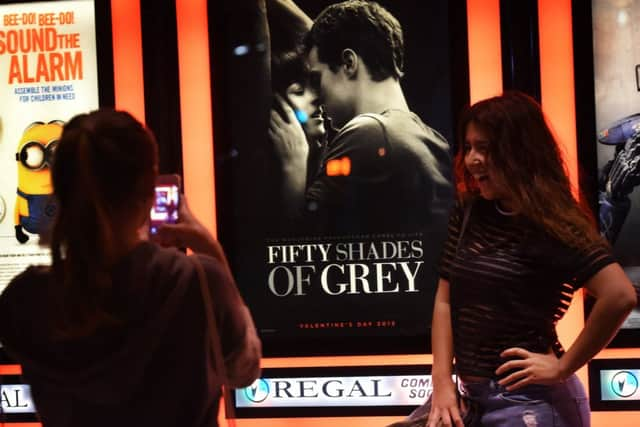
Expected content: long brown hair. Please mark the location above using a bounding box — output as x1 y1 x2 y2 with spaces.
455 91 601 249
50 110 157 337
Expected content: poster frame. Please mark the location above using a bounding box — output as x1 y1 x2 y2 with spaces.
573 0 640 349
0 0 114 364
208 0 470 357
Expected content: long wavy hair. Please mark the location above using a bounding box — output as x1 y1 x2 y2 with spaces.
455 91 602 249
50 110 157 337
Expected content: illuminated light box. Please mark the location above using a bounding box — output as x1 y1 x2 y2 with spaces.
0 376 37 423
0 0 100 295
588 359 640 411
230 365 438 418
600 370 640 401
0 0 114 364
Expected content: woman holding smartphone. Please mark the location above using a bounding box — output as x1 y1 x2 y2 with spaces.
0 109 261 427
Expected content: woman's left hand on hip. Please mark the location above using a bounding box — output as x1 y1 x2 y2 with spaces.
495 347 566 391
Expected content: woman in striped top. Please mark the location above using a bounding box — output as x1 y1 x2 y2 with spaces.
428 92 636 427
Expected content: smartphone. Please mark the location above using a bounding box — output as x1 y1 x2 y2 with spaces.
149 174 181 236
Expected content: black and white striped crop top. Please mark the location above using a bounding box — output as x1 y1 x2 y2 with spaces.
438 198 614 378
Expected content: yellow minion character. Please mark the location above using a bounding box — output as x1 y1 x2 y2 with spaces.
14 120 64 244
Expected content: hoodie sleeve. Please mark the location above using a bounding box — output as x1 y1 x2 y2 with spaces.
0 278 16 354
198 255 262 388
0 267 39 361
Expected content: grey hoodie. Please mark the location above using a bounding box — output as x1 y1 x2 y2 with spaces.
0 242 261 426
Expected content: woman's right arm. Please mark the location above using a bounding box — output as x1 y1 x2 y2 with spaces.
201 256 262 389
157 199 262 386
219 303 262 388
428 278 464 427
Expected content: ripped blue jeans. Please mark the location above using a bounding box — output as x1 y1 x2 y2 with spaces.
461 374 590 427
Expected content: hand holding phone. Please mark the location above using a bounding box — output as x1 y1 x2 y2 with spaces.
154 194 233 276
149 174 181 236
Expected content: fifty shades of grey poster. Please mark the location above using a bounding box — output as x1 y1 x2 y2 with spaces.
209 0 465 356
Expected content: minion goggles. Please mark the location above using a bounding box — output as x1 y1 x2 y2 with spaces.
15 140 58 170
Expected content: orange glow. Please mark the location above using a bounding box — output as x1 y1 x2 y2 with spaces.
175 0 216 237
538 0 578 190
466 0 502 103
537 0 589 401
537 0 581 377
597 348 640 359
0 364 21 375
110 0 145 123
262 354 433 369
326 157 351 176
592 412 640 427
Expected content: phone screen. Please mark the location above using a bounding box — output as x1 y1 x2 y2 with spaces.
149 184 180 235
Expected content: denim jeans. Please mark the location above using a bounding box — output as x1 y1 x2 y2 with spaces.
460 374 590 427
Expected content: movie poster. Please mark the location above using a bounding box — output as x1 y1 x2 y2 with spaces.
0 0 99 297
592 0 640 331
211 0 457 355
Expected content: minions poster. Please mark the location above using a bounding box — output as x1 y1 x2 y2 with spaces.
0 0 99 295
592 0 640 332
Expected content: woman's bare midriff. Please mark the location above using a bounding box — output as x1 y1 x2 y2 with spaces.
459 374 491 384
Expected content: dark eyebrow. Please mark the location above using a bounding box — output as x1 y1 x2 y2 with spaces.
462 139 490 152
